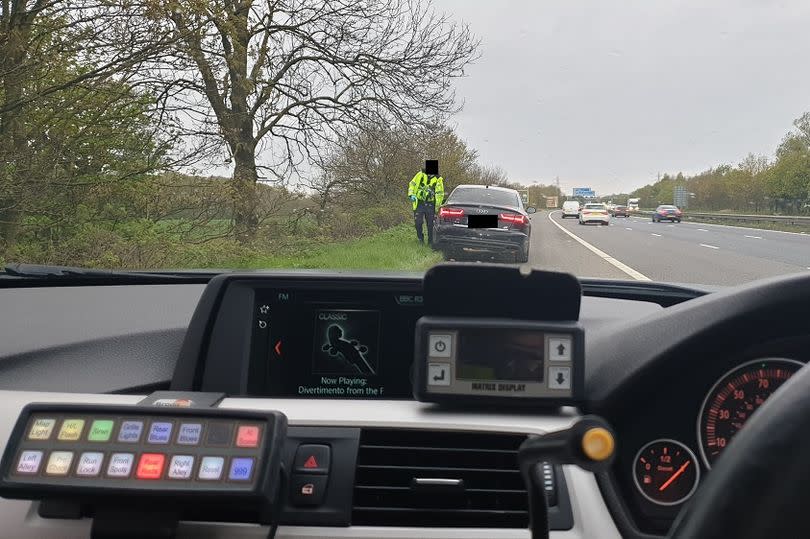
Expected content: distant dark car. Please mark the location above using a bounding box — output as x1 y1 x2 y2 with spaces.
653 205 683 222
434 185 535 263
611 205 629 217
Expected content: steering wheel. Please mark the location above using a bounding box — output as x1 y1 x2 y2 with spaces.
667 358 810 538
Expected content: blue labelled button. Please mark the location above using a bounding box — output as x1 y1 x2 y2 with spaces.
118 421 144 443
228 457 254 481
147 422 173 444
176 423 202 445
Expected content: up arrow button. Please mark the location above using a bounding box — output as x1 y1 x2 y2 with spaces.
548 336 572 362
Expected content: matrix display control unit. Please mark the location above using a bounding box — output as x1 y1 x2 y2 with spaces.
413 317 584 405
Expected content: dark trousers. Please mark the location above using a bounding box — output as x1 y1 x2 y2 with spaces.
414 202 435 244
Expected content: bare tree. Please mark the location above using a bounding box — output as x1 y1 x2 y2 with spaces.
151 0 479 241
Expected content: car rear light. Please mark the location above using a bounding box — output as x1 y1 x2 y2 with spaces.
499 212 528 225
439 207 465 218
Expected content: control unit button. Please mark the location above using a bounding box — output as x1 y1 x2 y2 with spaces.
167 455 195 479
548 336 572 362
548 366 571 390
236 425 261 448
57 419 85 441
198 456 225 480
293 444 331 474
428 334 453 358
107 453 135 477
88 420 114 442
118 421 144 443
76 452 104 477
290 474 329 506
16 450 44 474
147 422 173 444
206 423 233 446
428 363 451 386
176 423 203 445
136 453 166 480
229 457 255 481
46 451 74 476
28 418 56 440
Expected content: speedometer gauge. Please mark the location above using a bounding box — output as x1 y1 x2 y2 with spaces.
698 358 803 468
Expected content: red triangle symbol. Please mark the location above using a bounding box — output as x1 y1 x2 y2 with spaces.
304 455 318 468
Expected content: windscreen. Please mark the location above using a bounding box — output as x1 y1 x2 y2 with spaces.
448 188 520 207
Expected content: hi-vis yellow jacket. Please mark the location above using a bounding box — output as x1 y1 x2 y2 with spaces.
407 171 445 210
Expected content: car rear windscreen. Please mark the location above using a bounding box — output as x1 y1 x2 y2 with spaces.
448 188 519 207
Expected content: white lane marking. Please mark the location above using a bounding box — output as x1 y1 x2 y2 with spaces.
697 228 708 232
700 243 719 250
625 227 633 230
651 233 662 237
744 235 763 239
548 211 651 281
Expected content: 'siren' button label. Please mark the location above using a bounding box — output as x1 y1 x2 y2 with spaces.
28 418 56 440
88 420 114 442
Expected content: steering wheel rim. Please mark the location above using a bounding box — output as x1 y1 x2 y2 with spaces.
667 358 810 538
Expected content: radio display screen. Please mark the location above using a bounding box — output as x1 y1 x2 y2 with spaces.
250 287 423 399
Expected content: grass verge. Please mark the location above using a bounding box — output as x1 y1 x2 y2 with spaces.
242 223 443 270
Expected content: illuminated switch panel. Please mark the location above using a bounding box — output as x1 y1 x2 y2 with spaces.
0 404 286 502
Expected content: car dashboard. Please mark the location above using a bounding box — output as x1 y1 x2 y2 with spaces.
1 270 808 538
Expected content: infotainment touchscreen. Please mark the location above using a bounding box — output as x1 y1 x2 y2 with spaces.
250 287 422 399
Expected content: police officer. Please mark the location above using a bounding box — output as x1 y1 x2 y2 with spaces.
408 161 445 245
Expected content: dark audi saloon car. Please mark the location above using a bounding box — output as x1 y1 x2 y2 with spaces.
433 184 535 263
653 204 683 222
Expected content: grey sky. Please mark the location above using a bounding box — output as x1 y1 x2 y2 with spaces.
434 0 810 195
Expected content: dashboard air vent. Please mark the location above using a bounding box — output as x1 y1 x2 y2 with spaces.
352 429 529 528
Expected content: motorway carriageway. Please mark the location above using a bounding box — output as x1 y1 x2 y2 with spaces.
527 210 810 285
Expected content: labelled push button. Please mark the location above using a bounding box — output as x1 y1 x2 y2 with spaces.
136 453 165 479
168 455 195 479
147 422 173 444
28 418 56 440
236 425 261 448
228 457 255 481
46 451 74 476
76 452 104 477
88 420 114 442
428 334 453 358
198 456 225 480
176 423 203 445
16 450 44 474
294 444 331 474
118 421 144 443
57 419 85 441
548 366 571 390
290 474 328 506
107 453 135 477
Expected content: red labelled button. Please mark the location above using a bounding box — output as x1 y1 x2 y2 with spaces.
236 425 261 448
136 453 165 480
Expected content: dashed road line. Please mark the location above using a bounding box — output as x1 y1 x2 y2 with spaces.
700 243 719 250
697 228 708 232
625 227 633 230
547 211 651 281
651 233 662 237
744 235 763 239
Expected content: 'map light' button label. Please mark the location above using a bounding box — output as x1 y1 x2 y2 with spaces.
28 419 56 440
147 422 173 444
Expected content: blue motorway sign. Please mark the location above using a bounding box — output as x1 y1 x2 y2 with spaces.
573 188 595 198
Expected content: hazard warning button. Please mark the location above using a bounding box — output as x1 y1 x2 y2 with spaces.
293 444 331 474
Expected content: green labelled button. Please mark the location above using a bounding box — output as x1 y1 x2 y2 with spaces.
88 419 114 442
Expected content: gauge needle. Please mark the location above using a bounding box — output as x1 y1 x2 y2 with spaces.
659 460 690 492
